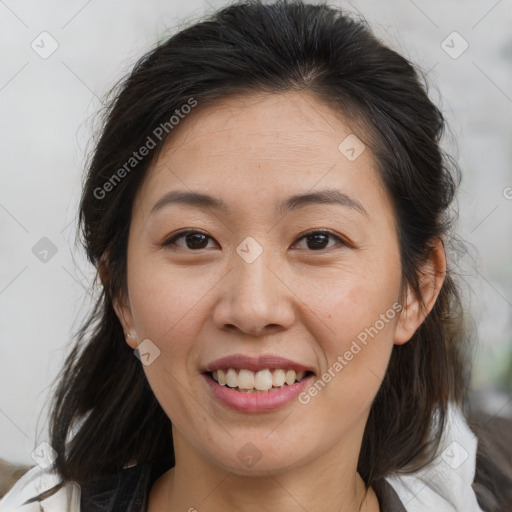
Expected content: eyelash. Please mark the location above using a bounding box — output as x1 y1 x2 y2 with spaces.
162 229 347 252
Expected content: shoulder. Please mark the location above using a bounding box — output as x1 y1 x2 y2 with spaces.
0 464 80 511
384 405 485 512
0 461 153 512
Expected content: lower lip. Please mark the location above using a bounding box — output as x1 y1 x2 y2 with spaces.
202 373 314 413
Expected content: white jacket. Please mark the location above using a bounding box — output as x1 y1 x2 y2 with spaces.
0 405 484 511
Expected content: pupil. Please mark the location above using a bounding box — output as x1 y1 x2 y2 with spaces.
187 233 208 249
308 233 327 250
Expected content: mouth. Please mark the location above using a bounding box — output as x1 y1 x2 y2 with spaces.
204 368 315 393
201 355 317 412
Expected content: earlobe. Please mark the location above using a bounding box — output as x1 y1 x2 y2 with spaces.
393 285 421 345
113 298 138 349
393 238 447 345
98 256 139 348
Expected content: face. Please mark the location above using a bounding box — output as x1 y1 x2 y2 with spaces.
114 91 429 476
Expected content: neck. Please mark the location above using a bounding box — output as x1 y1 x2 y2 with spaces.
149 431 379 512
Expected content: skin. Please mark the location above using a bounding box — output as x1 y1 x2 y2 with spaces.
109 91 446 512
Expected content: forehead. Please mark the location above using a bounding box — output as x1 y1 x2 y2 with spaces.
133 91 391 221
159 91 360 163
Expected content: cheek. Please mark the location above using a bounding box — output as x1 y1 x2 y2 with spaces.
126 263 214 427
298 262 400 348
295 267 400 414
127 261 214 367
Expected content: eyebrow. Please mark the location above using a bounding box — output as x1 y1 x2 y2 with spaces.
150 188 368 217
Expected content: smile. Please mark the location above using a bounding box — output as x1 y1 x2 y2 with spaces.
209 368 312 392
203 371 315 413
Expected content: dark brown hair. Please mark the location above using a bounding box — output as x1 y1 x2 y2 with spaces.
23 0 511 509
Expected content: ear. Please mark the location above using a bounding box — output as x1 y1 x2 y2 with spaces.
393 238 447 345
98 256 139 349
112 295 139 349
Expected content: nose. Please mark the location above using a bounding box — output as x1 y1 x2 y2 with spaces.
212 245 296 337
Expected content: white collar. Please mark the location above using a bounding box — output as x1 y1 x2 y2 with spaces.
386 404 484 511
0 464 80 511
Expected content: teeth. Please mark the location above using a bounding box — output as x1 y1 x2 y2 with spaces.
238 369 255 389
272 369 286 387
226 368 237 388
254 369 273 391
211 368 309 391
217 369 226 385
285 370 296 385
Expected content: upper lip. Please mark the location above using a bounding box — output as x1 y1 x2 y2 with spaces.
202 354 316 374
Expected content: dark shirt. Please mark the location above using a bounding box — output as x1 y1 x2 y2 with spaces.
80 461 407 512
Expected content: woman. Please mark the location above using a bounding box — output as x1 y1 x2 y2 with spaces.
1 1 510 511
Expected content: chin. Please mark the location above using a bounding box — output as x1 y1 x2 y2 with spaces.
205 441 310 476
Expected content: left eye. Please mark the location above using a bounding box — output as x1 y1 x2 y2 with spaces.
291 230 345 251
163 230 345 252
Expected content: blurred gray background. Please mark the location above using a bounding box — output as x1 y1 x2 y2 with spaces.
1 0 511 466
